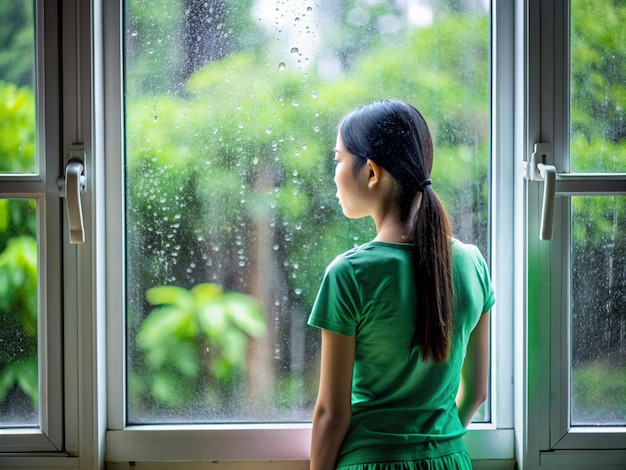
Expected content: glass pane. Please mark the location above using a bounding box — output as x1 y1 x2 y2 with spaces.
124 0 490 424
0 198 38 427
0 0 37 174
571 196 626 426
570 0 626 173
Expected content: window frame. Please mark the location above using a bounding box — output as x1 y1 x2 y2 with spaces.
0 0 64 454
523 0 626 468
103 0 516 463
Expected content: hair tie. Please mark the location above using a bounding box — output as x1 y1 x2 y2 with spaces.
418 178 432 190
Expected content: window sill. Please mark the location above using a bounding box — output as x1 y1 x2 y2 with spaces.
105 424 514 462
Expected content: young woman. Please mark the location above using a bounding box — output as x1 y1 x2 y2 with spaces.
308 99 494 470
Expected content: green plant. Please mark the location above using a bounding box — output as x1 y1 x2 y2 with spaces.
136 283 267 407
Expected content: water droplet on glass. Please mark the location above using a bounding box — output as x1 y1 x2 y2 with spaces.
153 115 158 121
238 122 244 129
314 126 320 132
307 6 312 12
312 90 318 98
278 62 286 70
295 288 302 295
131 30 138 37
266 128 272 134
292 100 300 107
290 47 299 55
293 169 299 176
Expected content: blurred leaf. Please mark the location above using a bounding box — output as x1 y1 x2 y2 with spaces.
197 301 228 338
146 285 193 308
223 292 267 338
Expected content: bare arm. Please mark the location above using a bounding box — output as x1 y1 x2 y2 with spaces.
310 329 355 470
456 311 490 428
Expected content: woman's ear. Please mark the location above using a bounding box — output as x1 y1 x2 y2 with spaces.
366 159 382 188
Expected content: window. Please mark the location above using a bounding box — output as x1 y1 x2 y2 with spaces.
523 0 626 467
106 0 515 463
0 0 64 453
121 0 493 424
15 0 626 468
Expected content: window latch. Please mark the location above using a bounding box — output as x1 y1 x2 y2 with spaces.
58 148 87 244
523 143 556 241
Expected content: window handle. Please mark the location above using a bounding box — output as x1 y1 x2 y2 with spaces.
58 149 87 244
525 143 557 240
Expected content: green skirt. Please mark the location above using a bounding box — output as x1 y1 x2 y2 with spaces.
336 450 473 470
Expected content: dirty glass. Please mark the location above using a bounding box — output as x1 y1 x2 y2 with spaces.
571 196 626 426
0 199 38 427
124 0 491 424
0 0 39 429
570 0 626 173
0 0 36 174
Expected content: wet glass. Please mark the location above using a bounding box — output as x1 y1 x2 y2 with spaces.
0 199 38 427
0 0 39 428
571 196 626 426
570 0 626 173
124 0 491 424
0 0 37 174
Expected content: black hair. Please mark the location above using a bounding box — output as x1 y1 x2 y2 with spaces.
338 99 453 362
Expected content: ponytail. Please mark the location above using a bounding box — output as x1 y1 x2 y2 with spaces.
411 186 453 362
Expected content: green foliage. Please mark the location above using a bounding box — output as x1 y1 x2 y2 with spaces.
572 360 626 424
0 200 38 406
570 0 626 170
134 283 266 407
0 82 36 172
0 1 34 88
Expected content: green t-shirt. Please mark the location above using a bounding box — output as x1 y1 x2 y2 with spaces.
308 239 495 466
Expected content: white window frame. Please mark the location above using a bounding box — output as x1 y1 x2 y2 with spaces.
522 0 626 468
0 0 108 468
0 0 65 456
102 0 516 465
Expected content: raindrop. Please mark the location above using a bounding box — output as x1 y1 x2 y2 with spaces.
295 288 302 295
314 126 320 132
290 47 299 55
307 6 312 12
153 115 158 121
266 128 272 134
312 90 318 98
292 100 300 107
278 62 286 70
293 169 299 176
273 244 280 251
238 260 246 267
131 30 138 37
